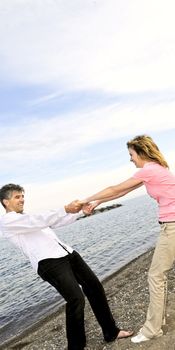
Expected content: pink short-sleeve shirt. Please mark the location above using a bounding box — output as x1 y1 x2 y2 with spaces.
133 162 175 222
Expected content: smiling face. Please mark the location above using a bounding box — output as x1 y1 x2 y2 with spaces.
3 191 25 213
128 147 147 168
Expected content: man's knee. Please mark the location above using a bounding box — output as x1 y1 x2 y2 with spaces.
69 292 85 312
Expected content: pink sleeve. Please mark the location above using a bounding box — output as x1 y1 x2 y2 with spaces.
132 167 154 182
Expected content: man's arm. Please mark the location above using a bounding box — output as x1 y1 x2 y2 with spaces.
2 201 83 235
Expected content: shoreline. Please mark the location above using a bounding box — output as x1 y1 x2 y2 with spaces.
1 248 175 350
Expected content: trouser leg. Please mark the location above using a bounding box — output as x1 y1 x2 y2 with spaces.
142 223 175 338
68 251 120 342
38 255 86 350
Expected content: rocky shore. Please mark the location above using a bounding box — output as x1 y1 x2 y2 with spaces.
77 203 122 220
1 248 175 350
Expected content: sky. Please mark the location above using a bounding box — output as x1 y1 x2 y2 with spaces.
0 0 175 213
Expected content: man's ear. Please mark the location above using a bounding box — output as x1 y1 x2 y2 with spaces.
2 199 8 208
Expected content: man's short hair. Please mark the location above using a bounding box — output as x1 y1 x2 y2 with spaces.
0 184 24 208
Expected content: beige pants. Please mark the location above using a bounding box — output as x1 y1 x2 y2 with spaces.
142 222 175 338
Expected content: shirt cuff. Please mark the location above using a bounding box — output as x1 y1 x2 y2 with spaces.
59 207 67 216
60 207 83 219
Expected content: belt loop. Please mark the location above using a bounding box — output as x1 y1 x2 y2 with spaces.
159 221 175 225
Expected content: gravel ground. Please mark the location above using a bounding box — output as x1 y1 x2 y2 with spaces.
1 249 175 350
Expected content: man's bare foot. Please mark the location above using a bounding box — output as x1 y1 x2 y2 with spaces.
117 330 134 339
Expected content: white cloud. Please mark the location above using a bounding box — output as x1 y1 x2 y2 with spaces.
0 101 175 165
0 0 175 93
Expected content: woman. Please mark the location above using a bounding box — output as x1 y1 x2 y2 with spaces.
81 135 175 343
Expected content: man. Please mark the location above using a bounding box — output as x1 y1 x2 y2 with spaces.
0 184 133 350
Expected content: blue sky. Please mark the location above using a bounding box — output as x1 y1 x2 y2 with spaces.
0 0 175 213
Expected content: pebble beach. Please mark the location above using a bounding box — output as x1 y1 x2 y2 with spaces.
1 248 175 350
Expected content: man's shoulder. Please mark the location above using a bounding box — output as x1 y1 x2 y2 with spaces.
1 211 20 223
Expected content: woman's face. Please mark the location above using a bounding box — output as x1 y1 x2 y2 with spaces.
128 147 146 168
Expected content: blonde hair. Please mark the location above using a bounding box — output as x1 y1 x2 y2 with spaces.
127 135 169 168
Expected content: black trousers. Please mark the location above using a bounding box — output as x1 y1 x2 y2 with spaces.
38 250 120 350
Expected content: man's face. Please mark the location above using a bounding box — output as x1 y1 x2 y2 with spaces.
4 191 25 213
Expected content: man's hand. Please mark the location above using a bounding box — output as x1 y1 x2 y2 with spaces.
65 200 82 214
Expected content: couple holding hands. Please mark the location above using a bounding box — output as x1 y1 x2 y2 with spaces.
1 134 175 349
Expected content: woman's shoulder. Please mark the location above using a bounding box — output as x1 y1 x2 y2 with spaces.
133 162 164 180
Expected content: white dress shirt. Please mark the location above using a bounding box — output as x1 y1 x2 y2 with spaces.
0 208 81 271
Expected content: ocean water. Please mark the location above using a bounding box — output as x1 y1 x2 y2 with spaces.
0 195 159 344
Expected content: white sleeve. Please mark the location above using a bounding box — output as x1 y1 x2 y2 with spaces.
2 209 82 236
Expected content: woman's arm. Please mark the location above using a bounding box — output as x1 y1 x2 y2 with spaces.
81 177 143 204
82 181 143 213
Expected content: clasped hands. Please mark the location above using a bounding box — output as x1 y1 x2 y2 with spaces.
65 199 100 215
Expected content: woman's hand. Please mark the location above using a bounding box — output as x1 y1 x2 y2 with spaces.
82 200 101 215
